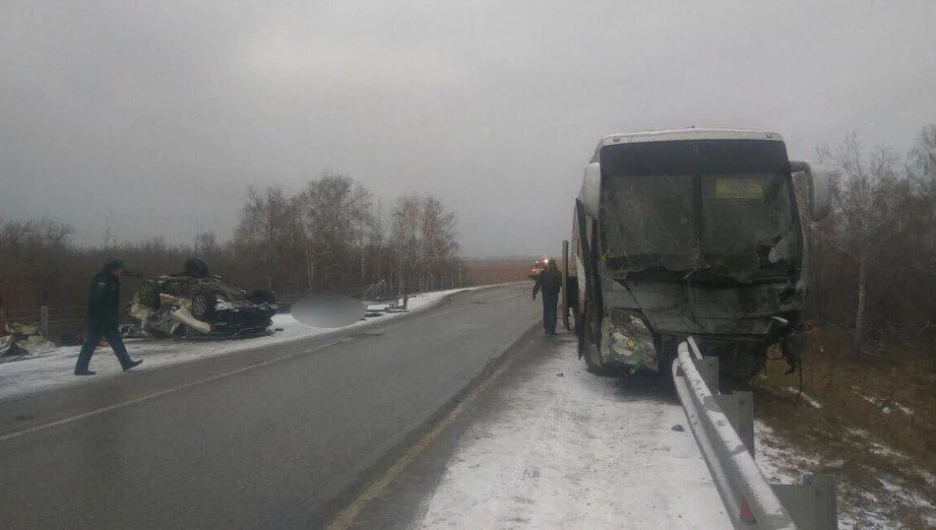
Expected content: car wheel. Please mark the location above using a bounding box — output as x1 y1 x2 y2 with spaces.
584 342 605 375
580 308 606 375
137 281 161 310
191 291 216 322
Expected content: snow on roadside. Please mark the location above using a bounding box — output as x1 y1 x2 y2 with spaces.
755 420 936 528
861 395 915 416
0 287 479 402
755 421 887 529
923 471 936 488
416 340 731 530
754 421 820 485
782 386 823 409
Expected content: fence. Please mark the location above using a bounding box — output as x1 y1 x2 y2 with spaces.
1 304 86 344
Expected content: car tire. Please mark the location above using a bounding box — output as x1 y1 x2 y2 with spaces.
191 291 216 322
580 308 607 375
137 280 161 310
584 342 605 375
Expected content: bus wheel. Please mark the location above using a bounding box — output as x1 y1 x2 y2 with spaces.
581 312 606 375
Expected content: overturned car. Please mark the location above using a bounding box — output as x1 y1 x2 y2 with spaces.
129 259 277 339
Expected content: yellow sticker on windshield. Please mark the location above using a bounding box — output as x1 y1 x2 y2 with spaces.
715 179 764 199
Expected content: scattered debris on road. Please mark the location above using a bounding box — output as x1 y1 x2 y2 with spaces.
1 323 56 362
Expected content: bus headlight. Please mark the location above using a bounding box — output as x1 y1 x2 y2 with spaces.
604 310 656 365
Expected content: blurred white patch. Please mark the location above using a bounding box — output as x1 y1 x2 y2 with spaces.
290 295 366 328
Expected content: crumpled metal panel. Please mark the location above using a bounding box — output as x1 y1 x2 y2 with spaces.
603 277 802 337
601 310 658 370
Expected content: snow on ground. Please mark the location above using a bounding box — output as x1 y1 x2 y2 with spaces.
756 420 936 529
754 421 821 486
894 403 914 415
415 340 731 530
755 421 888 529
0 288 478 402
923 471 936 488
861 395 915 416
782 386 823 409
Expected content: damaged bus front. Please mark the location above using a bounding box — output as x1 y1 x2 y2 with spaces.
563 129 832 380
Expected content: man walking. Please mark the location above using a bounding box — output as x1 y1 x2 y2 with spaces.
74 257 143 375
532 259 562 335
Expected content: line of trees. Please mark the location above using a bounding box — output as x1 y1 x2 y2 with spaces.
807 125 936 352
0 172 462 336
228 172 462 296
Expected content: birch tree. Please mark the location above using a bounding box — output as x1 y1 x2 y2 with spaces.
821 134 905 345
419 196 460 286
391 194 421 292
234 186 303 291
298 172 373 292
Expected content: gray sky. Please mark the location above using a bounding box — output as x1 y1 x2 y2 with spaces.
2 1 935 257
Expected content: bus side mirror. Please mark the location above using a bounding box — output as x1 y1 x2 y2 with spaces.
790 160 833 221
582 162 601 217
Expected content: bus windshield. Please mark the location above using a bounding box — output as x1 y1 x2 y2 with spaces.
599 139 802 281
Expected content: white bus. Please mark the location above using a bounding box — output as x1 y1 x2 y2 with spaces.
562 128 832 380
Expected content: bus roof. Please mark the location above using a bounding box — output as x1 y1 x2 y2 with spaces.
595 128 784 150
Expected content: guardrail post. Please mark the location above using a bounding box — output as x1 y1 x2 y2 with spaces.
772 474 838 530
40 305 49 339
735 391 754 456
715 391 755 456
698 356 719 392
676 337 838 529
811 474 838 530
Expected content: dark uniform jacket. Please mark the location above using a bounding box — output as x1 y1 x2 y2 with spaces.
533 267 562 302
86 270 121 333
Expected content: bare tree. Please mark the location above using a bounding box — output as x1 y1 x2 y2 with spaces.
389 194 461 293
234 186 303 291
820 134 906 345
419 195 460 287
0 217 74 306
910 124 936 185
391 194 422 293
297 172 373 293
909 125 936 273
368 200 387 284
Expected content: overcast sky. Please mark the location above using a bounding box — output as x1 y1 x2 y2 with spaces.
2 1 935 257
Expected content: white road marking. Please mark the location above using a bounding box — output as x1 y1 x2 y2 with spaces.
326 318 539 530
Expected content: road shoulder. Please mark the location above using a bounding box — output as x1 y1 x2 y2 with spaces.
341 332 731 530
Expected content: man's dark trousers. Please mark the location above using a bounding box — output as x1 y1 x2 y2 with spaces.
542 295 558 334
75 331 135 372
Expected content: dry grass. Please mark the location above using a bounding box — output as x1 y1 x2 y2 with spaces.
753 326 936 528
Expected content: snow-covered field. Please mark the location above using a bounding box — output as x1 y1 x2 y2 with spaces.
415 340 732 529
0 288 474 402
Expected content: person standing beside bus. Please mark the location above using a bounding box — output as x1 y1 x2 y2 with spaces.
532 260 562 335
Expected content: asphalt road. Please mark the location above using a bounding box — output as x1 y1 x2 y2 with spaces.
0 284 540 529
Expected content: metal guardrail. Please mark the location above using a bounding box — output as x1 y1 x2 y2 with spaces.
673 337 838 530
